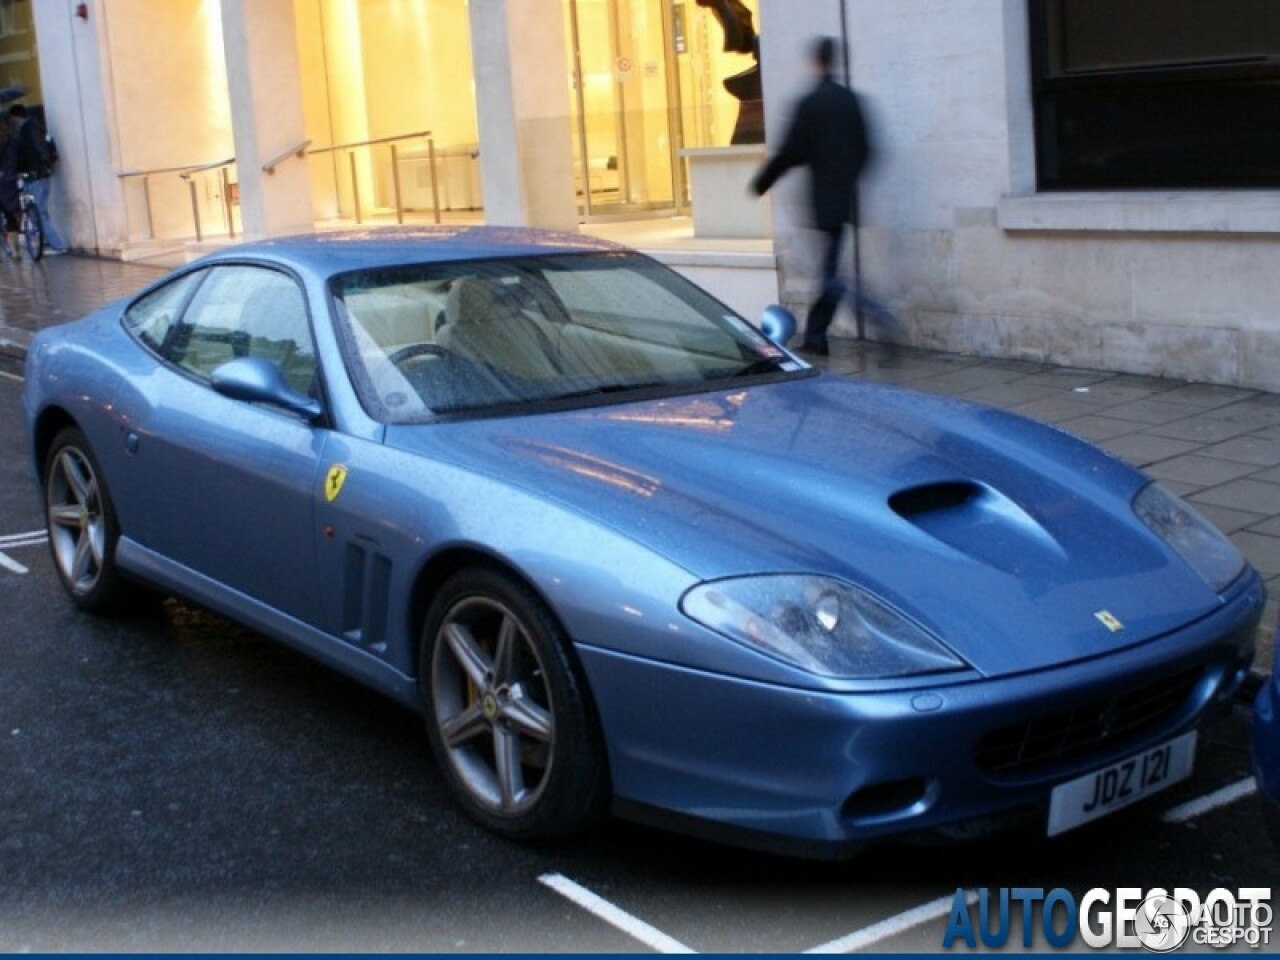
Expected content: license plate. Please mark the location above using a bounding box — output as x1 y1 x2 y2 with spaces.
1047 731 1197 837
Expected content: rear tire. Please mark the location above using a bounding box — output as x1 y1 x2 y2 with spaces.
419 567 608 840
44 427 126 613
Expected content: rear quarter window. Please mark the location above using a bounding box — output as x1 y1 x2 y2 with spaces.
122 271 205 353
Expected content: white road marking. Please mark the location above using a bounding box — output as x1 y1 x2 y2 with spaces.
0 551 29 574
1161 777 1257 824
541 871 977 956
806 891 976 954
0 531 45 575
0 369 21 383
539 872 696 954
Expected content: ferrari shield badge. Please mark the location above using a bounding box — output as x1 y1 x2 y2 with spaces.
324 464 349 503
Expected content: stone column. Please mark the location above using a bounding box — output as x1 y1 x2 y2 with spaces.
468 0 578 232
31 1 124 255
220 0 312 240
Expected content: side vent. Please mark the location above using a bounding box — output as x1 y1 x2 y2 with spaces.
342 542 392 654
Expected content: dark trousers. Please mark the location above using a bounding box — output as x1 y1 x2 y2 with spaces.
802 226 847 350
803 224 896 350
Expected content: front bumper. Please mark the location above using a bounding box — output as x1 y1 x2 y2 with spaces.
581 572 1262 857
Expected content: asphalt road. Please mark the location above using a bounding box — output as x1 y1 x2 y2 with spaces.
0 356 1275 954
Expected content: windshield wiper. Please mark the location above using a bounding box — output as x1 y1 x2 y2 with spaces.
547 381 662 402
731 356 788 378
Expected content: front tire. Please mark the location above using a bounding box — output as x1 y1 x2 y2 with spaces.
420 568 607 840
44 427 126 612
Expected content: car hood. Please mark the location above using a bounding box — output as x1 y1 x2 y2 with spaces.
388 376 1228 677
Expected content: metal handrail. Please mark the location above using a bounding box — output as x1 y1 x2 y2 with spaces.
306 129 431 155
118 161 218 179
117 156 237 243
176 156 236 179
116 127 462 243
263 139 312 175
308 130 439 225
179 157 236 242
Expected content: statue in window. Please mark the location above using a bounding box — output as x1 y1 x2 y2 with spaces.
695 0 763 144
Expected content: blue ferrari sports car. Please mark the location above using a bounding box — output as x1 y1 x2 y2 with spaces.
22 227 1263 856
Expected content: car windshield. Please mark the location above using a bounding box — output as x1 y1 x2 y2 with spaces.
330 251 797 422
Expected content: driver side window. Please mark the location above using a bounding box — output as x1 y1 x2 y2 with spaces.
169 266 317 393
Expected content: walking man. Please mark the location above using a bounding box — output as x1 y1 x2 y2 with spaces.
751 35 888 356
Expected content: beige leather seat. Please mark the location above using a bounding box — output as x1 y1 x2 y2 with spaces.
437 276 560 381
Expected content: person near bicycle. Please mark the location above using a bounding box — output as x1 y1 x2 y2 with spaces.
0 121 20 258
7 104 67 255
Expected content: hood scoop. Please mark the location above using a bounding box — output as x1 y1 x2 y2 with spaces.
889 480 1067 574
890 480 982 517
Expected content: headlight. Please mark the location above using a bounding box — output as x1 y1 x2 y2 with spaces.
1134 481 1246 593
681 575 966 679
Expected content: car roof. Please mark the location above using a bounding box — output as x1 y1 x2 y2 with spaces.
194 225 628 276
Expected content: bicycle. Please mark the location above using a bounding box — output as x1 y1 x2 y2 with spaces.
16 175 44 261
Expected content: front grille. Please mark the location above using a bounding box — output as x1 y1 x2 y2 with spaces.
974 667 1202 776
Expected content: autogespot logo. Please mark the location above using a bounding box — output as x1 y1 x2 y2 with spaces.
942 887 1272 952
1134 895 1192 953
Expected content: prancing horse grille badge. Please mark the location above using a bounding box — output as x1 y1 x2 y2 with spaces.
1094 610 1124 633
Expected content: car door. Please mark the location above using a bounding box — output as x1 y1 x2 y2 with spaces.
117 263 327 621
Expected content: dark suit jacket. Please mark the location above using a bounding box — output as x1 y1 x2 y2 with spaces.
752 77 870 231
13 119 50 179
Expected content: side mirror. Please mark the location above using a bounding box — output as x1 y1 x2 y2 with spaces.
211 356 322 421
759 305 797 346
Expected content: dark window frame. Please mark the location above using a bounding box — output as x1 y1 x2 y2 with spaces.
1029 0 1280 191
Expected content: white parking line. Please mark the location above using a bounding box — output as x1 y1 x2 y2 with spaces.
541 871 977 955
1162 777 1257 824
539 873 696 954
0 551 28 574
806 891 976 954
0 531 46 576
539 780 1258 953
0 369 21 382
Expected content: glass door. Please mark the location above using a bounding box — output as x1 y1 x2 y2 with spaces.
566 0 685 219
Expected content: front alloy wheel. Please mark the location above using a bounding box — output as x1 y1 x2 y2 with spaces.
421 568 606 840
44 427 125 612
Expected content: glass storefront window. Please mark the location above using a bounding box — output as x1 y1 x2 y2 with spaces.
564 0 760 219
296 0 481 224
0 0 40 103
566 0 681 216
1030 0 1280 189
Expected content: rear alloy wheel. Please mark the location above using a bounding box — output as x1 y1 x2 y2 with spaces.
420 568 606 840
44 427 126 612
